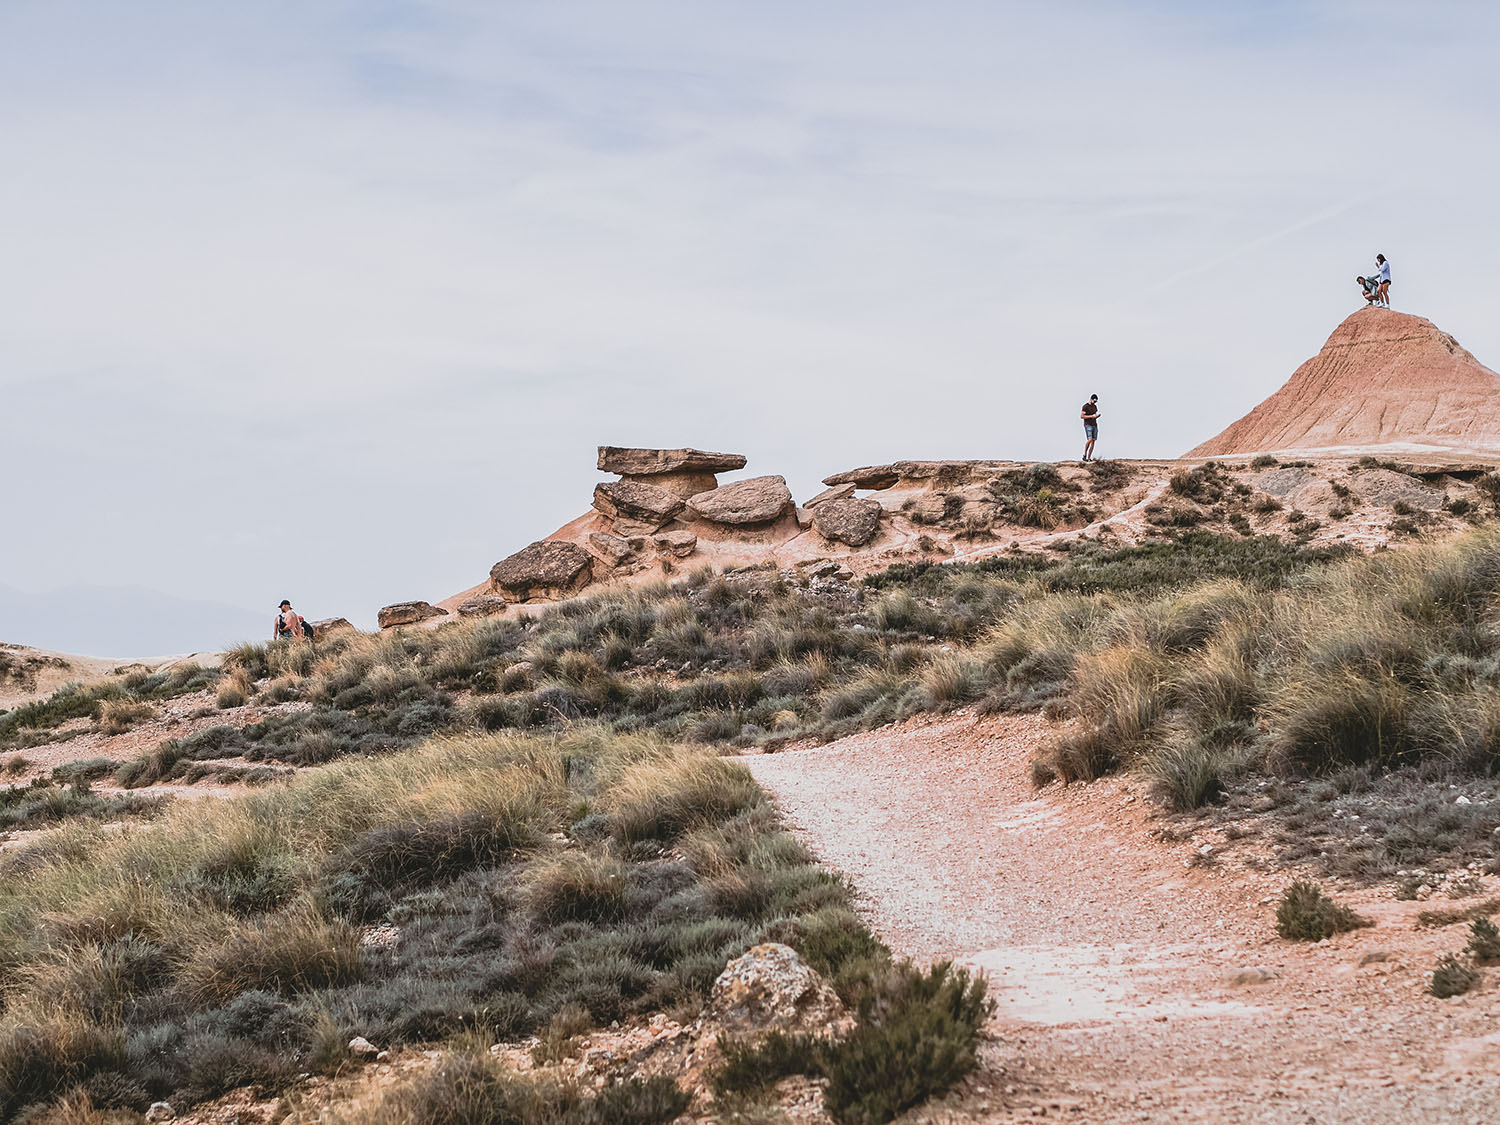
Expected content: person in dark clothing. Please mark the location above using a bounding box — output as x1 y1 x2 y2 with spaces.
1081 395 1100 461
274 600 313 642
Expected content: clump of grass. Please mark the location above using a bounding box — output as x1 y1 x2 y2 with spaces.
1417 897 1500 929
1250 454 1279 469
711 1029 822 1100
1275 880 1372 941
98 700 154 735
216 671 252 710
1429 954 1480 998
531 1003 593 1065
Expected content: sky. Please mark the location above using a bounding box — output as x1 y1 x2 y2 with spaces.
3 0 1499 654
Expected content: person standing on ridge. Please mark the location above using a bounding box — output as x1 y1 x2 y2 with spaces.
274 599 313 642
1374 254 1392 307
1081 394 1100 461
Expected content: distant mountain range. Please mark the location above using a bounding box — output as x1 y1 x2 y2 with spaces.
0 583 268 658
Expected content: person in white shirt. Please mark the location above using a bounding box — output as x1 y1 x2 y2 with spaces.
1374 254 1391 307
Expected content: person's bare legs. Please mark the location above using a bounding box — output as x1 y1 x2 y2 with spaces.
1379 281 1390 307
1083 436 1096 461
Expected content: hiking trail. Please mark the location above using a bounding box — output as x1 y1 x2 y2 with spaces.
738 712 1500 1123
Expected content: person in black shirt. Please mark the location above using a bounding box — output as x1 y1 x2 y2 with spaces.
1081 395 1100 461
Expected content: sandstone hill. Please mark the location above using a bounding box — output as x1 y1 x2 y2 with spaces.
1188 308 1500 458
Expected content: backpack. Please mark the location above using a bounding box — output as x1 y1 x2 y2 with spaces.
301 620 316 640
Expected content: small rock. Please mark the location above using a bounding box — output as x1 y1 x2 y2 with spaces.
377 601 448 629
145 1104 176 1124
1227 967 1277 986
1359 951 1394 966
348 1036 379 1057
804 482 858 509
456 595 509 618
1456 794 1472 805
653 529 699 558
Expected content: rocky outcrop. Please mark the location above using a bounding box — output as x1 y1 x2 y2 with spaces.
490 540 594 602
1189 310 1500 457
812 497 883 547
591 480 684 532
822 460 1015 490
686 476 793 526
598 446 747 475
621 471 720 499
378 602 448 629
703 943 848 1035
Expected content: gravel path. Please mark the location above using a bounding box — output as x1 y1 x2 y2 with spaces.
739 712 1500 1124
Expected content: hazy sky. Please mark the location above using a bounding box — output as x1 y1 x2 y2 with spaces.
4 1 1499 652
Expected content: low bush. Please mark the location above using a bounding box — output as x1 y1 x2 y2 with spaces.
1465 917 1500 962
711 1029 822 1100
1275 880 1371 941
1429 954 1480 998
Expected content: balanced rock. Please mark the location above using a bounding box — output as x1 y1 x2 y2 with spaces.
812 497 883 547
654 529 699 558
686 476 792 526
598 446 747 475
456 595 508 618
490 540 594 602
592 480 685 532
377 602 447 629
307 617 354 640
621 471 721 499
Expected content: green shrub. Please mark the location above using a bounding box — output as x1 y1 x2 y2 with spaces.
1429 954 1480 998
1466 916 1500 963
711 1029 822 1099
821 960 992 1125
1275 880 1371 941
1250 455 1279 469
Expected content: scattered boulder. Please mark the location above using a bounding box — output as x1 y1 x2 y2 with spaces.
686 476 793 526
456 595 509 618
805 482 857 509
378 601 448 629
654 529 699 558
598 446 747 475
1347 467 1444 511
586 531 638 568
490 540 595 602
704 943 847 1034
348 1036 380 1057
592 480 685 532
145 1105 176 1124
812 496 884 547
307 617 354 640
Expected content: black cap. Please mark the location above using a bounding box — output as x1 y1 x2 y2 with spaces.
279 600 291 608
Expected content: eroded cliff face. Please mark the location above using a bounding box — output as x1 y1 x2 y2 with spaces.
1189 309 1500 458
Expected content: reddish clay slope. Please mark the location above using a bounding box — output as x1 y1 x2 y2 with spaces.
1188 308 1500 458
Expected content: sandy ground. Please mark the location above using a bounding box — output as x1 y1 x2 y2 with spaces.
739 713 1500 1124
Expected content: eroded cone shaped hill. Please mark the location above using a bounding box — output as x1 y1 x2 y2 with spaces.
1188 309 1500 458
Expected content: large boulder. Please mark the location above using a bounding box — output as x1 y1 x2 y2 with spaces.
490 540 594 602
598 446 747 475
812 497 884 547
592 480 684 532
585 531 639 568
686 476 793 526
378 602 448 629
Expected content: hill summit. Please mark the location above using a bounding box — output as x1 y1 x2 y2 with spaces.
1188 308 1500 458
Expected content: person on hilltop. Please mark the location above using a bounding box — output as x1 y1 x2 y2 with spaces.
1357 275 1381 305
1373 253 1392 307
1080 394 1101 462
274 599 314 642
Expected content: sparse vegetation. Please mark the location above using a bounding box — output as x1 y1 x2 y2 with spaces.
1466 917 1500 962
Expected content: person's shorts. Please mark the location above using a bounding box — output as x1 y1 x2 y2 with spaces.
1084 422 1098 440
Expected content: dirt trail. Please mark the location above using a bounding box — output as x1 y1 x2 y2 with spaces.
739 713 1500 1123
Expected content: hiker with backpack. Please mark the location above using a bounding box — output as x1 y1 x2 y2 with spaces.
274 600 315 642
1357 275 1381 305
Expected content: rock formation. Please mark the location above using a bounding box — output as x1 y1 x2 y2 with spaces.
1189 309 1500 458
591 480 684 533
598 446 746 499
